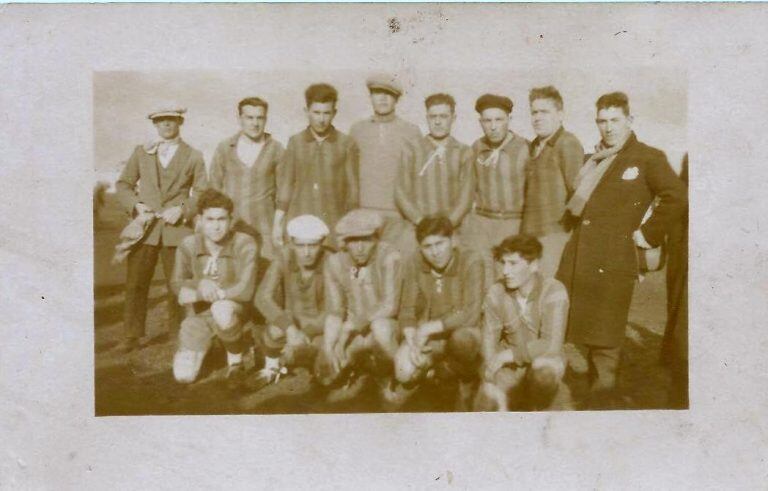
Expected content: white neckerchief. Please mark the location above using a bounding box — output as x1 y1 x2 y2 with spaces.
477 132 513 167
236 134 265 168
144 137 180 168
419 136 449 176
203 247 221 278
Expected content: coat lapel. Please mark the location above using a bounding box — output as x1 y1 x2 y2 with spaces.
139 149 160 191
161 142 192 194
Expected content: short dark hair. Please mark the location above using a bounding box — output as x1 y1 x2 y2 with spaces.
238 97 269 115
529 86 564 111
416 215 454 243
197 188 234 216
424 93 456 112
596 91 630 116
305 83 338 107
492 234 542 263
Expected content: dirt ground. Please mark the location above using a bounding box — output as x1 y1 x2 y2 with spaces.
94 193 678 416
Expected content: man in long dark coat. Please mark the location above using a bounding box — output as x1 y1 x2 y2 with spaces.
556 92 687 408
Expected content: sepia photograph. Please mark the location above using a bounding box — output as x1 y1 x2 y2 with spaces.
93 65 687 415
6 2 768 488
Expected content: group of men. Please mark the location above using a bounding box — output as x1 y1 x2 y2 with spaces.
113 73 687 411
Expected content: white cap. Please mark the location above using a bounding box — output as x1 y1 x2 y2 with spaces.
286 214 329 242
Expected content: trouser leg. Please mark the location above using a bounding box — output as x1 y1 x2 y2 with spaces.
124 244 160 339
210 300 246 355
585 344 622 408
159 245 181 335
174 313 215 383
444 327 482 382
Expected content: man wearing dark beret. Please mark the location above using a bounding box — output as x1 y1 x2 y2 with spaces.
468 93 529 289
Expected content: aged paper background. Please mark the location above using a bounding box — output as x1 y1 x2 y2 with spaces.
2 3 767 488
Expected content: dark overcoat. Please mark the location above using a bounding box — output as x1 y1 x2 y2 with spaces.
556 133 687 347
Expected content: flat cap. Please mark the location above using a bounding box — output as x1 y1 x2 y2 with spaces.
148 103 187 120
366 72 403 97
335 209 383 239
475 94 513 114
286 214 330 242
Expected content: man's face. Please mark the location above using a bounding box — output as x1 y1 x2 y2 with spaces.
370 90 397 117
596 106 632 148
499 252 538 291
345 235 378 267
530 98 563 139
239 104 267 140
479 108 510 144
419 234 454 271
290 237 323 269
200 207 232 244
153 117 182 140
426 103 455 139
306 101 336 135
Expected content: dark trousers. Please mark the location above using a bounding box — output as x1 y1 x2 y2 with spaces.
124 243 180 339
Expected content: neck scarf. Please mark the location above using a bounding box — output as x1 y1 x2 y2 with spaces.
143 136 180 155
565 140 624 217
477 132 513 167
419 137 449 176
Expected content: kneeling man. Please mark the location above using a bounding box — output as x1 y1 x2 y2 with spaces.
477 235 569 411
254 214 332 383
171 189 259 388
319 209 402 396
395 215 485 410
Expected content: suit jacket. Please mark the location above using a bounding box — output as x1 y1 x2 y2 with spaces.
557 133 687 347
116 140 208 247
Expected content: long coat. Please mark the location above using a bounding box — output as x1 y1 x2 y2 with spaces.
556 133 687 347
116 141 208 247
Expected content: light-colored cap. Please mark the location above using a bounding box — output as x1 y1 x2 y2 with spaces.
148 103 187 120
286 214 330 242
335 209 383 240
365 72 403 97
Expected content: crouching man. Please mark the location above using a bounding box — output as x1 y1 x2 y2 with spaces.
254 214 332 383
476 235 569 411
171 189 259 389
394 216 485 410
318 209 402 399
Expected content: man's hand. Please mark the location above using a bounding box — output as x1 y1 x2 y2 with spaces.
415 320 443 348
197 279 220 303
178 286 198 305
135 202 154 216
484 349 515 381
160 206 183 225
286 325 310 347
402 327 417 347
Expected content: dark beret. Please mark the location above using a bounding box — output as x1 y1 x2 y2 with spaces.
475 94 513 114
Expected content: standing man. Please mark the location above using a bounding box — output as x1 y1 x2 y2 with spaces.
395 216 484 410
281 84 359 245
209 97 287 261
476 235 570 411
470 94 529 287
349 73 421 250
115 104 208 354
556 92 687 409
521 86 585 278
254 215 332 383
395 93 474 238
318 209 402 400
171 189 259 389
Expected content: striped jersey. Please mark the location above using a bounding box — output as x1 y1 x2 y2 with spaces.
472 131 529 219
395 135 475 226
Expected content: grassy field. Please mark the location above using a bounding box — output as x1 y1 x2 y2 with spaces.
94 193 677 415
